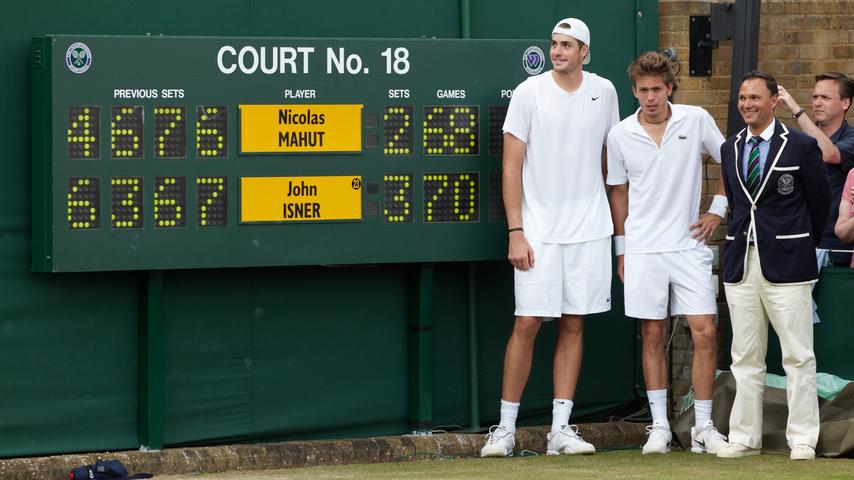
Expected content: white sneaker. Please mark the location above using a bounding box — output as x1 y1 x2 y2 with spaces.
546 425 596 455
717 442 761 458
790 444 815 460
480 425 515 457
691 420 728 454
642 424 672 454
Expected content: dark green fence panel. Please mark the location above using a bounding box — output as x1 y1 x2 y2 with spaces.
766 267 854 380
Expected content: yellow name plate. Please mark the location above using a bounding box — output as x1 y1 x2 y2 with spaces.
239 104 363 153
241 176 362 222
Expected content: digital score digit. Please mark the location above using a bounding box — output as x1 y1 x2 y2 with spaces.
111 176 143 229
154 106 187 158
111 106 143 158
423 172 479 223
67 177 99 229
383 106 412 155
423 105 479 155
67 106 99 159
488 105 507 156
197 106 227 158
154 176 186 228
383 174 413 223
197 176 227 226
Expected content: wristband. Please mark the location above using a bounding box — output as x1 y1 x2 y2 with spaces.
508 227 523 234
793 108 806 119
708 194 728 218
614 235 626 256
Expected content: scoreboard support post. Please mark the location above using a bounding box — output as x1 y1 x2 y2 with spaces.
408 264 433 434
466 263 482 431
138 270 165 450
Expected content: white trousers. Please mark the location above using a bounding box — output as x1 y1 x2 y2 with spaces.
724 246 819 449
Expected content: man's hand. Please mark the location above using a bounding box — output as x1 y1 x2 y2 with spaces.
616 255 624 283
508 232 535 270
776 85 801 114
690 212 722 243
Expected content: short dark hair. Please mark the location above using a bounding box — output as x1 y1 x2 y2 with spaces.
741 71 778 96
815 72 854 112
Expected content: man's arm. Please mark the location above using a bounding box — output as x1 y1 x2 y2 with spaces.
777 85 843 164
835 198 854 243
503 132 534 270
799 138 832 242
691 176 726 241
608 183 628 282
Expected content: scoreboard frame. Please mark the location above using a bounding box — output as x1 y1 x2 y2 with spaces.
31 35 548 272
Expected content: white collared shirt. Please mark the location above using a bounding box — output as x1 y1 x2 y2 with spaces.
606 103 725 253
740 119 775 181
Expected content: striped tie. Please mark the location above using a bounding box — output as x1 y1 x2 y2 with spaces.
745 136 762 198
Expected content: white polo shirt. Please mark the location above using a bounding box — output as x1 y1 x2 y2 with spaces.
606 103 725 253
503 70 620 244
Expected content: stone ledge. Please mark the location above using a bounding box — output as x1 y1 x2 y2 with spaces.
0 422 648 480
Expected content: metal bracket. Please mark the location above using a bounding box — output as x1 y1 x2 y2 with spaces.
711 3 736 41
689 15 715 76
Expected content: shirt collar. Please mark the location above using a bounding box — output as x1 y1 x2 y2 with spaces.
830 120 850 142
628 102 684 133
747 119 775 142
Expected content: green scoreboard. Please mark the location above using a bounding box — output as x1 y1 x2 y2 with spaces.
31 35 546 272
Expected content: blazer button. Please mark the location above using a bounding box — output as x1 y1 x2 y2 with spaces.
743 232 748 236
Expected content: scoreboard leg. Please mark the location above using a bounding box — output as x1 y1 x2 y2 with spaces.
408 264 433 435
138 270 165 450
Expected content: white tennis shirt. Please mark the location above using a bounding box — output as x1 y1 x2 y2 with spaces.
503 70 620 244
606 103 725 253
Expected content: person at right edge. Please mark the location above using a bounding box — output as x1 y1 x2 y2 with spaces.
777 72 854 266
716 72 830 461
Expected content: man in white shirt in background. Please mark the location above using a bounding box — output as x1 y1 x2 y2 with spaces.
480 18 619 457
607 51 728 455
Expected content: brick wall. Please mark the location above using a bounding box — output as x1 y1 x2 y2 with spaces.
658 0 854 416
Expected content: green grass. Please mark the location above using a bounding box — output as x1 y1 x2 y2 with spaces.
159 450 854 479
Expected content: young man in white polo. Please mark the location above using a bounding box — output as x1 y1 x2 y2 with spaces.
480 18 619 457
606 51 728 454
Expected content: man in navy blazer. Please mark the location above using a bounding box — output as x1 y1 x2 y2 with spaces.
717 72 830 461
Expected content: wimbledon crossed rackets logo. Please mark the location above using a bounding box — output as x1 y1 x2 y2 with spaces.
66 42 92 74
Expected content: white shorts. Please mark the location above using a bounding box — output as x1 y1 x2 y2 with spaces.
514 236 612 318
624 244 717 319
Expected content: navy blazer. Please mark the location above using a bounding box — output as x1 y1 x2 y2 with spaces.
720 120 831 284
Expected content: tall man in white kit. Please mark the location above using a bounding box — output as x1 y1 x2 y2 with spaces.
606 52 728 454
480 18 619 457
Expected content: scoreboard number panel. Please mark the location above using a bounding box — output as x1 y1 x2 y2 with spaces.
111 106 143 158
197 106 227 158
423 106 479 155
383 106 413 155
154 107 187 158
197 176 228 227
154 176 186 227
383 174 413 223
67 177 99 229
111 176 143 229
67 106 99 159
423 172 479 223
32 35 543 271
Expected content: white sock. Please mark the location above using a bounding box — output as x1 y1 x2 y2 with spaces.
694 399 713 428
551 399 573 432
499 399 520 433
647 389 669 427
